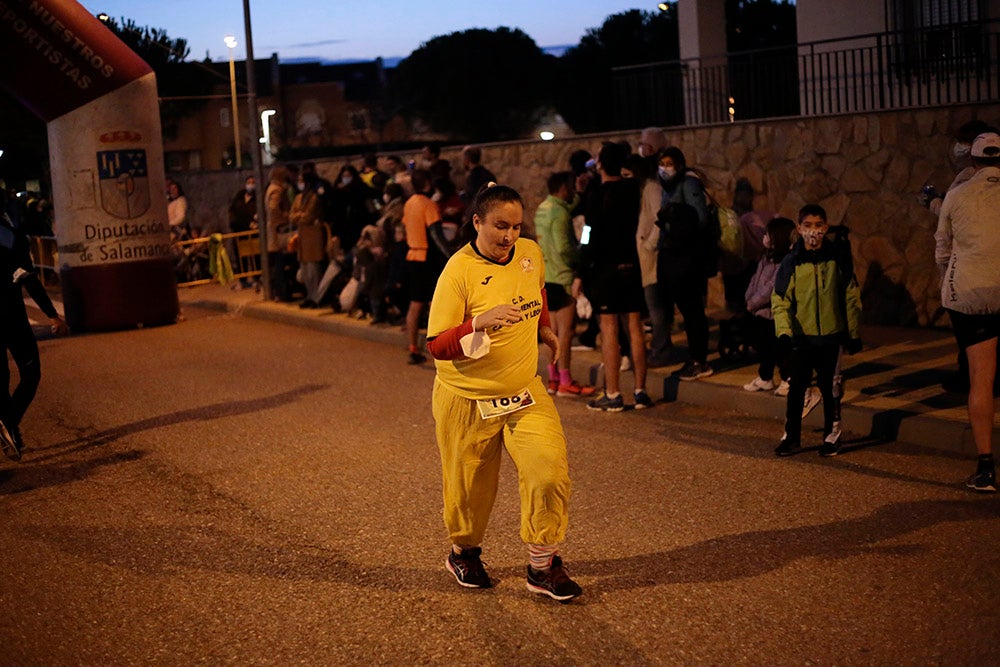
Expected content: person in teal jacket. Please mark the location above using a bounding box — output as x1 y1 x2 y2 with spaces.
534 171 593 397
772 204 861 457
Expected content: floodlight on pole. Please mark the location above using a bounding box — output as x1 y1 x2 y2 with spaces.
259 109 276 165
97 12 109 22
224 34 241 169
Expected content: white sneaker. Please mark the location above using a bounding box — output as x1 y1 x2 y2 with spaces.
774 380 790 397
802 386 822 417
743 377 775 392
620 356 632 372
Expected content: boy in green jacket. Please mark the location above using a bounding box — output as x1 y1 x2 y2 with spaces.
772 204 862 457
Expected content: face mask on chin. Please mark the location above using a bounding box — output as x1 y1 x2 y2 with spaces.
658 166 676 180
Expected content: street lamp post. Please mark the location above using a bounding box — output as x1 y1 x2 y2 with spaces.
224 34 241 169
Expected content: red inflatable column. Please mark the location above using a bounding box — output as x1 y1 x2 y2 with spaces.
0 0 178 331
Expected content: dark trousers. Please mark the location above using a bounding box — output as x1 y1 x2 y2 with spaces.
784 341 840 444
747 315 787 381
662 272 709 363
1 311 41 430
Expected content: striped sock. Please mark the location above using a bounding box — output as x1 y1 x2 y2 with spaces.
528 544 558 571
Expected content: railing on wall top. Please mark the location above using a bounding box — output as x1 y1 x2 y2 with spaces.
612 19 1000 129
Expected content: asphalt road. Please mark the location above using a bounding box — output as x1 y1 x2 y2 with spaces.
2 306 998 665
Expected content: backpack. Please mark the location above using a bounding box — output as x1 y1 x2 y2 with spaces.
694 178 724 279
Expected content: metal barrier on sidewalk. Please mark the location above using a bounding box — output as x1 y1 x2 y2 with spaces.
173 229 262 288
27 231 262 289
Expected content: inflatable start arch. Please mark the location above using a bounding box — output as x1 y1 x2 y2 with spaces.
0 0 178 331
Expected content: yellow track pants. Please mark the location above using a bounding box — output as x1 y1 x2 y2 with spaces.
432 375 571 547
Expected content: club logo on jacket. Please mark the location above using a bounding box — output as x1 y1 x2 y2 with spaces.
520 257 534 272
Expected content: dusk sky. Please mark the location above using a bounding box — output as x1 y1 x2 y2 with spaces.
79 0 656 64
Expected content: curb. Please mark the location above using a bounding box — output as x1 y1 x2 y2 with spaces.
657 373 981 458
186 295 989 460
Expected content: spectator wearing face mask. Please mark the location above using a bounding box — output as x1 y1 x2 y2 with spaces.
330 163 376 254
228 175 258 289
924 120 993 217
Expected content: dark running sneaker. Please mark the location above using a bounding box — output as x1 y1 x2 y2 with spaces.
0 419 20 462
774 437 800 457
678 360 713 381
446 547 493 589
408 352 427 365
819 423 842 457
633 390 654 409
587 393 624 412
966 469 997 493
526 555 582 602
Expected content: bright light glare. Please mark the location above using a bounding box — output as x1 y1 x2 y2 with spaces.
539 131 555 141
224 35 237 49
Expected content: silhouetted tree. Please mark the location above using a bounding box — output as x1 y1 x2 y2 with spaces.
100 17 219 141
391 28 555 141
554 9 680 133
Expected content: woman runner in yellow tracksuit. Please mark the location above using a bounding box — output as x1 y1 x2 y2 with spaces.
425 183 582 602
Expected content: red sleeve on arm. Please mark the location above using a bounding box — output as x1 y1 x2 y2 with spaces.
538 287 551 329
426 319 475 360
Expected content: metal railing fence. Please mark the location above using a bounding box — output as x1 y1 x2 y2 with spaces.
612 19 1000 129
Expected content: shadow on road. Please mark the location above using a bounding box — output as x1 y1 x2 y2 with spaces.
26 383 331 463
0 450 147 495
573 498 1000 591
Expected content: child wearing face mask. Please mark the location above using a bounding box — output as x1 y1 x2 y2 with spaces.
742 216 796 395
771 204 862 458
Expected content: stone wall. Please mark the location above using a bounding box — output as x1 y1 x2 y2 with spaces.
176 102 1000 327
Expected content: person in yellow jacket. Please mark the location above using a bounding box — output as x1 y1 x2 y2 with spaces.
425 183 582 602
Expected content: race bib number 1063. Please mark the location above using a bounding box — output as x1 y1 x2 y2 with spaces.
476 388 535 419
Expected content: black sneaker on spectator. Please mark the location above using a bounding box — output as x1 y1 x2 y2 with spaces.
819 422 842 457
0 419 20 462
774 436 800 457
633 390 654 409
408 352 427 365
966 468 997 493
446 547 493 588
678 360 713 381
526 556 582 602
